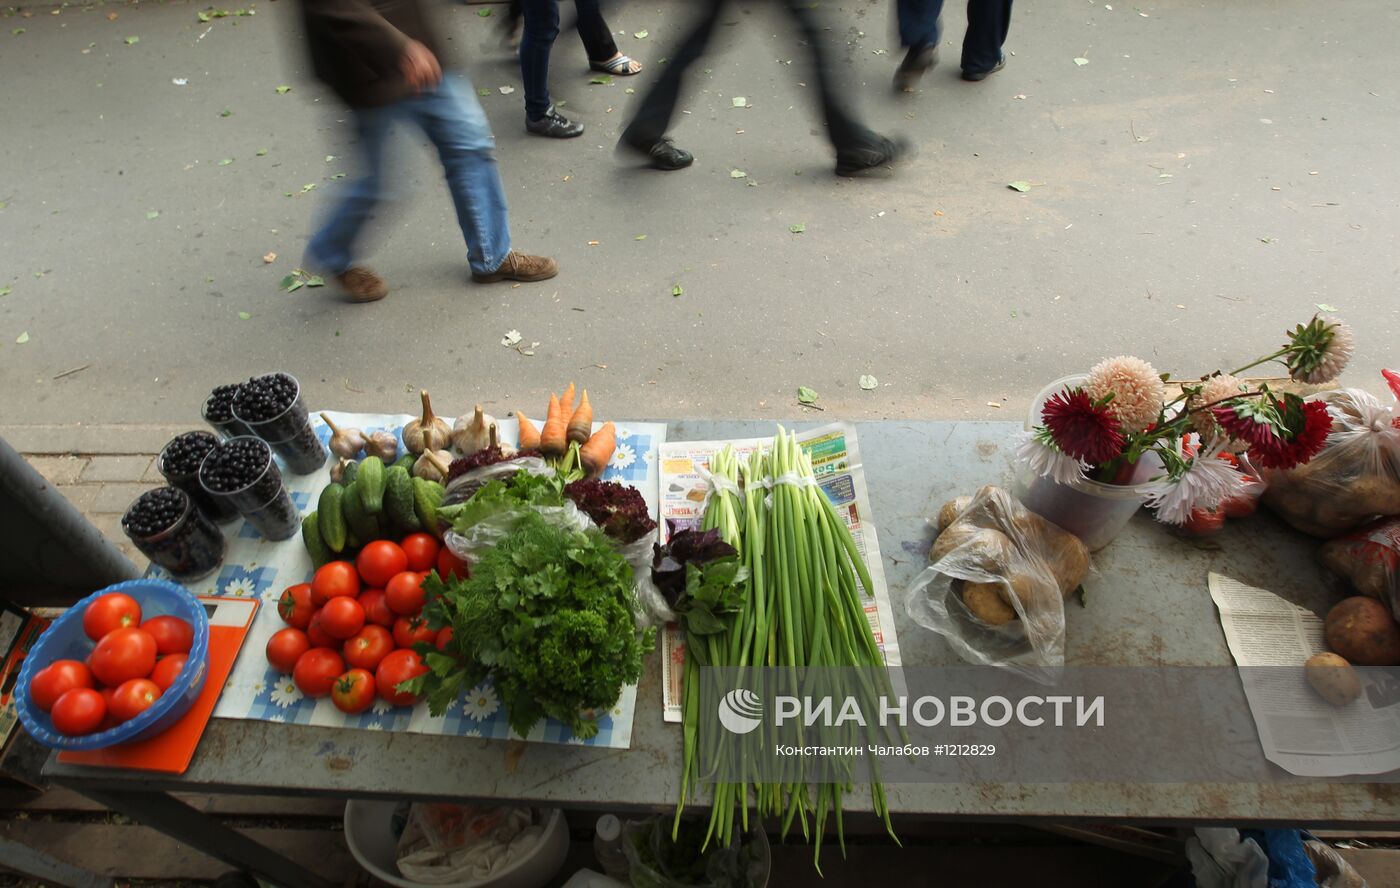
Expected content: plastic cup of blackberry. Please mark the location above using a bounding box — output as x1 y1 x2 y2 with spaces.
197 436 299 541
158 431 240 523
121 486 225 581
202 382 251 440
230 372 326 475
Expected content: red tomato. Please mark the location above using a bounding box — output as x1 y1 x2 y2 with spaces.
436 547 470 581
343 624 394 671
435 626 455 652
311 561 361 607
292 648 345 698
266 628 312 674
393 615 437 650
375 649 427 706
356 540 409 587
142 615 194 655
97 686 121 731
359 589 395 628
82 592 142 641
400 533 441 572
110 678 162 723
1181 507 1227 535
51 688 107 736
331 668 376 714
89 627 157 687
319 596 366 640
1221 493 1258 519
150 654 188 692
278 583 315 629
306 610 337 649
29 660 93 712
385 571 427 616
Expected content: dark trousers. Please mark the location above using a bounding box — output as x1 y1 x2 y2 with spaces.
896 0 1012 74
622 0 873 153
519 0 619 118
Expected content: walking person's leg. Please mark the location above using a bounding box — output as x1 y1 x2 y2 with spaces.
894 0 945 91
305 108 396 302
520 0 584 136
576 0 641 75
410 74 557 283
961 0 1012 80
783 0 905 175
618 0 724 168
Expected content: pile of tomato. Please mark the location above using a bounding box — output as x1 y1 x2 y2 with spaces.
29 593 196 736
267 532 468 714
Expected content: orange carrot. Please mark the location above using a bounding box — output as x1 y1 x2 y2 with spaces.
566 390 594 445
561 382 577 413
540 392 568 456
579 421 616 477
516 412 541 450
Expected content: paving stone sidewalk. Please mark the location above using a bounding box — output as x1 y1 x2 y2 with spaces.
5 424 193 571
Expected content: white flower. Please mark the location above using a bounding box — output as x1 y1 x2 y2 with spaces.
611 443 636 469
224 577 256 598
463 683 500 721
372 697 393 715
1014 429 1088 485
567 736 587 746
252 679 267 695
268 713 285 723
1144 444 1248 525
464 728 482 738
269 680 303 708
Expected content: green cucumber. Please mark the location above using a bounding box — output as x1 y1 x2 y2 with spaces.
394 453 417 472
413 477 444 531
302 511 331 567
358 455 386 514
340 460 359 487
342 480 380 545
385 466 420 532
317 483 348 553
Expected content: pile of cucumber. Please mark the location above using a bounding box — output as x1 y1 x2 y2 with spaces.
301 454 445 566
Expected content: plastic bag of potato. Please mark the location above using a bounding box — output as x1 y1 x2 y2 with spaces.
1320 517 1400 620
906 485 1090 682
1261 387 1400 538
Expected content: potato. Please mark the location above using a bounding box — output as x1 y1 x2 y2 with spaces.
930 525 1012 569
963 582 1017 625
1304 652 1362 706
1349 475 1400 517
936 496 973 534
1324 597 1400 666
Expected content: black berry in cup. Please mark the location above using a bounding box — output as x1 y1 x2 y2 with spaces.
232 373 298 423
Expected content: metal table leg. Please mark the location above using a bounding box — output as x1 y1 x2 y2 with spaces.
59 784 334 888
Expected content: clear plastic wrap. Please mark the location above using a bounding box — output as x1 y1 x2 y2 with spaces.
906 485 1091 682
394 802 540 884
621 818 769 888
1262 387 1400 538
1320 517 1400 620
440 456 554 508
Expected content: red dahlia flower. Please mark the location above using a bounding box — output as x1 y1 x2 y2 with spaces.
1041 388 1125 465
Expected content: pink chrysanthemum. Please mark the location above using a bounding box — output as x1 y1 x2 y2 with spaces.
1190 374 1247 446
1286 317 1354 385
1041 387 1125 465
1085 356 1166 435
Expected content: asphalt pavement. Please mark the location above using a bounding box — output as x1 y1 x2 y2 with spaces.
1 0 1397 426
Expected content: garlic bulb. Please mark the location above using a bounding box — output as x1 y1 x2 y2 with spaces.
321 413 366 459
489 423 517 458
403 390 451 455
452 404 495 455
329 458 355 484
365 430 399 463
414 448 453 483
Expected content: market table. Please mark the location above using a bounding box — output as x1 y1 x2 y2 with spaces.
42 420 1400 888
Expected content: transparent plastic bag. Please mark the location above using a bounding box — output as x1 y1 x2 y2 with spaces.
1320 517 1400 620
441 455 554 508
1262 387 1400 538
394 802 538 884
621 818 769 888
906 485 1090 682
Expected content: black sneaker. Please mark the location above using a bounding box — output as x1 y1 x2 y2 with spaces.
526 105 584 138
620 135 694 171
962 56 1006 82
894 45 938 92
834 136 907 177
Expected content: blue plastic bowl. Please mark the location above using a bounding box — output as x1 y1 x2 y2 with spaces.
16 579 211 750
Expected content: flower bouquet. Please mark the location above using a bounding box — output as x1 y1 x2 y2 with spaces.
1016 314 1352 546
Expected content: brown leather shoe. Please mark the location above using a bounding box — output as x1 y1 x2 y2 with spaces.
335 266 388 303
472 250 559 283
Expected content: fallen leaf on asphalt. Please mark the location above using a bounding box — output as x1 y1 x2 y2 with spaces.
302 183 316 192
263 252 277 264
797 386 819 405
173 77 189 86
1316 303 1339 313
276 85 292 94
256 148 268 156
672 284 683 297
146 210 160 220
238 311 252 320
987 402 1002 408
15 332 29 344
590 74 613 85
934 209 944 216
732 96 748 107
1073 57 1089 66
305 274 324 287
625 87 635 94
107 11 118 20
635 234 646 240
1007 180 1031 192
125 35 139 45
634 29 648 38
730 169 747 179
1013 93 1026 99
11 28 24 35
477 7 491 15
789 223 805 233
587 240 600 246
478 88 491 96
859 375 878 390
219 157 234 165
0 286 10 297
499 85 515 94
325 155 335 163
331 172 346 179
281 274 303 292
220 109 232 117
501 329 523 346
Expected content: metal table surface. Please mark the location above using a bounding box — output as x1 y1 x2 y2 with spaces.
43 421 1400 884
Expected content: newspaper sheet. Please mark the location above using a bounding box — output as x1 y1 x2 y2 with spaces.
1209 572 1400 777
658 423 901 722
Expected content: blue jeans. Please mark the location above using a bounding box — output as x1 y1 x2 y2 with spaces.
896 0 1013 74
307 74 511 277
520 0 614 119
